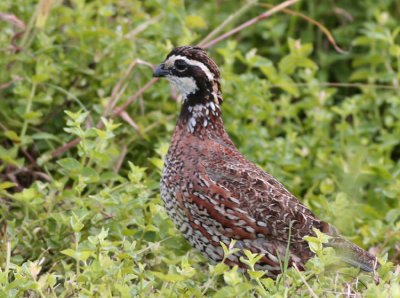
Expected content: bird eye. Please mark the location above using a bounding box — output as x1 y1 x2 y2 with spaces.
175 60 187 71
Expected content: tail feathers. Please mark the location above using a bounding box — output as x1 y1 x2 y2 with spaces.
339 256 375 272
325 237 379 272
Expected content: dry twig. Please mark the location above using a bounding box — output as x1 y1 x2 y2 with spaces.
260 3 347 53
102 59 154 119
113 145 127 173
201 0 300 48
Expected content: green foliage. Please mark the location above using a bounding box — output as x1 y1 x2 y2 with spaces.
1 0 400 296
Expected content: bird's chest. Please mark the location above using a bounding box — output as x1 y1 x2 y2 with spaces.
160 144 203 237
160 154 185 221
160 132 202 214
160 135 208 221
160 147 228 259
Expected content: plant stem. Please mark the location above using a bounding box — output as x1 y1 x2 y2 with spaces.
19 83 36 147
75 232 80 276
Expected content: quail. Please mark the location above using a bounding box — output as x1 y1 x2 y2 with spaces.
153 46 379 277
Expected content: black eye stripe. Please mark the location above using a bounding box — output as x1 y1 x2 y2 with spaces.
175 59 188 71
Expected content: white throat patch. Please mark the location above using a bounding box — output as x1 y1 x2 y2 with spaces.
166 76 198 99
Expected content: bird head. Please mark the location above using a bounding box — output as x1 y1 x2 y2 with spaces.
153 46 222 105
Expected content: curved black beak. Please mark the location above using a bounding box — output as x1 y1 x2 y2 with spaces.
153 63 169 77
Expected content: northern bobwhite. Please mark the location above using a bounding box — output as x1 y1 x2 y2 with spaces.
154 46 378 277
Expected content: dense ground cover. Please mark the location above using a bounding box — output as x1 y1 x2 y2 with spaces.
1 0 400 296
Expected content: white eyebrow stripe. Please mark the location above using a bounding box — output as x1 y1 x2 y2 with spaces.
165 55 214 81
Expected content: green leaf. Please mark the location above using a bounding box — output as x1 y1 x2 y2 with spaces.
61 249 93 262
70 213 84 232
14 188 37 202
213 263 229 275
247 270 265 279
214 286 236 298
31 132 61 142
4 130 21 142
152 271 189 282
81 167 100 183
185 15 207 29
0 181 16 190
223 267 240 286
320 178 335 194
57 158 82 172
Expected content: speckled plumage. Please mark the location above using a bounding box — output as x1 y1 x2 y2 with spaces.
154 46 379 277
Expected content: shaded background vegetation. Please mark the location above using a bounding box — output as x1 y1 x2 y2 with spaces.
0 0 399 296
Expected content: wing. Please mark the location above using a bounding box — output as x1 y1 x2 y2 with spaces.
195 141 327 244
195 143 379 271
